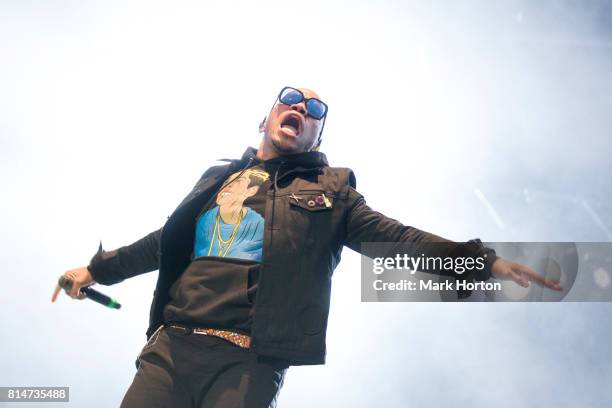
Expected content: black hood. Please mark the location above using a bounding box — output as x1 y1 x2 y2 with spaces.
219 146 329 192
233 146 329 169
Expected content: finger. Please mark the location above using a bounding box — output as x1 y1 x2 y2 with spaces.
77 291 87 300
512 268 530 287
51 285 62 302
516 274 529 288
69 282 80 298
520 266 563 291
517 265 546 286
545 279 563 291
521 266 563 291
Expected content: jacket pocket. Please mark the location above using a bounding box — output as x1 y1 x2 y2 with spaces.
285 190 336 248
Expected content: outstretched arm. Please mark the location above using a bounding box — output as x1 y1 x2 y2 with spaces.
343 187 561 291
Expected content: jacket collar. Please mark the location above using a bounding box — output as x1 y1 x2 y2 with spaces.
222 146 329 170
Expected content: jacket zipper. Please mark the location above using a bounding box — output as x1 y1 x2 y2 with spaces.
269 161 285 250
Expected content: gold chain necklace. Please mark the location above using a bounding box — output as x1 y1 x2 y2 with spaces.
207 207 245 257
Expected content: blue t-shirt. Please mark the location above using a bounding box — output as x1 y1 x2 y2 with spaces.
163 161 273 333
194 206 264 261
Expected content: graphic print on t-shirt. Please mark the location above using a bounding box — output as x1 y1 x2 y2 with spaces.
194 166 270 261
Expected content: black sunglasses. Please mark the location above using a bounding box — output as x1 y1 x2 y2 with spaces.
277 86 328 120
264 86 328 150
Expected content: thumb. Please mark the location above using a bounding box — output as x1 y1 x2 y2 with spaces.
515 269 530 287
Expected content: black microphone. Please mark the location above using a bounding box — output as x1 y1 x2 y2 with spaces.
58 276 121 309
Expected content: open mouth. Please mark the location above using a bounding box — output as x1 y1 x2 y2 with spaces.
280 113 302 137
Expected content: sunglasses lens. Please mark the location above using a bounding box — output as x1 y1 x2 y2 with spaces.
306 99 327 120
279 88 303 105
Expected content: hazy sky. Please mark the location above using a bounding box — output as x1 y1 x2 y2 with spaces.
1 1 611 407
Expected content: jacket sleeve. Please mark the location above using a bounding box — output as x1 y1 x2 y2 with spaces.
342 186 497 282
85 166 218 286
87 228 162 285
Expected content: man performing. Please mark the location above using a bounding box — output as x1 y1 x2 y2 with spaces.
51 86 562 407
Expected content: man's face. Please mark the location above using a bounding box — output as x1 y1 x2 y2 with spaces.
216 173 257 207
260 87 324 154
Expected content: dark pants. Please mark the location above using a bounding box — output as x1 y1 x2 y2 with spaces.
120 326 289 408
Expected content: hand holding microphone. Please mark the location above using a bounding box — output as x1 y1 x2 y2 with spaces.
51 266 121 309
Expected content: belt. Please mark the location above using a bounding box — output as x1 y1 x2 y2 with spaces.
163 323 251 349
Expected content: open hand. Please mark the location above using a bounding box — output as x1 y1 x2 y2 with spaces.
491 258 562 291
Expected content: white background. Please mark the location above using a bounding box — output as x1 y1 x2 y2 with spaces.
1 1 611 406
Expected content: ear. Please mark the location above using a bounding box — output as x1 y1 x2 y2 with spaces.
259 116 267 133
245 185 259 198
